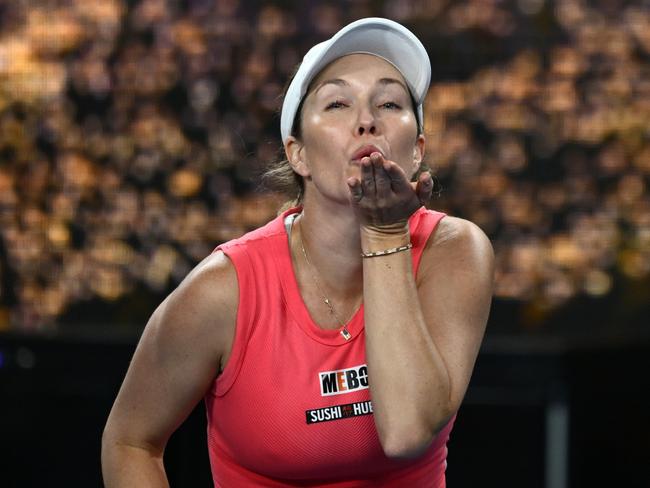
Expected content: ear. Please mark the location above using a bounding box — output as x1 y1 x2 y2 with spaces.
412 133 425 171
284 136 310 178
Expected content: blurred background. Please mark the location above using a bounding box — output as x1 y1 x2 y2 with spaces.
0 0 648 486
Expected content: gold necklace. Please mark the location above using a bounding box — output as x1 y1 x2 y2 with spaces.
296 216 355 340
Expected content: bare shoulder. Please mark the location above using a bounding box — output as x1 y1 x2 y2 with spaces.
414 217 495 423
428 216 492 250
149 250 239 373
103 251 239 453
167 250 238 314
418 215 494 283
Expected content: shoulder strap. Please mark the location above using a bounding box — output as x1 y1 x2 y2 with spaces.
409 209 446 279
209 242 257 397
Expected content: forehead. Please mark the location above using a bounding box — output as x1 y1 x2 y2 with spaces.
309 53 408 91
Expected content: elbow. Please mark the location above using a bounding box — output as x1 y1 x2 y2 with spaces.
101 422 115 452
102 418 122 453
101 424 121 466
379 410 456 460
381 429 434 460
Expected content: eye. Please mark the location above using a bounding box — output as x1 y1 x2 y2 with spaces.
380 101 401 110
325 100 348 110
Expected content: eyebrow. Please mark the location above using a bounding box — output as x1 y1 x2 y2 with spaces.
377 77 409 94
314 77 409 95
314 78 348 93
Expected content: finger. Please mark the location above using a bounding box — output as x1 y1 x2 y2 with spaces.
416 172 434 204
360 156 376 198
347 176 363 202
383 161 412 193
371 153 392 195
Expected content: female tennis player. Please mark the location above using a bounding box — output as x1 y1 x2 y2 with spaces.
102 17 494 487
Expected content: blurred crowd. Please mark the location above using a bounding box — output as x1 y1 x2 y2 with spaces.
0 0 648 331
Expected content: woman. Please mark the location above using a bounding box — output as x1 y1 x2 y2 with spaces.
102 18 494 487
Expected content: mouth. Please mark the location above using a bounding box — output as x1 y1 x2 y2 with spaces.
350 145 384 163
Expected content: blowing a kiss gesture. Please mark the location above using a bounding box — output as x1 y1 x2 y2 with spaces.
347 151 434 231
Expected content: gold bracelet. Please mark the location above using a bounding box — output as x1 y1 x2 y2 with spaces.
360 243 412 258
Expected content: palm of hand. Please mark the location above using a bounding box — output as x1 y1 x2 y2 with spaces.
347 152 433 230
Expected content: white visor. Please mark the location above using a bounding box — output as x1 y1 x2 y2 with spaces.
280 17 431 142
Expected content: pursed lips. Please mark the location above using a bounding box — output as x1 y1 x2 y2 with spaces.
350 144 385 163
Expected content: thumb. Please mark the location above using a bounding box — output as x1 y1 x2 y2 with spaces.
347 177 363 203
416 172 433 204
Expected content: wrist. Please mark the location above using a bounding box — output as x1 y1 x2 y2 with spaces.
360 223 411 252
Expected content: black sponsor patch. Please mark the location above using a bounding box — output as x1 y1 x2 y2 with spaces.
305 400 373 424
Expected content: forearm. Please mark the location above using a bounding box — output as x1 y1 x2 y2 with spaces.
361 226 452 458
101 439 169 488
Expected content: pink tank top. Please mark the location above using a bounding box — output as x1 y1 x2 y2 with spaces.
205 207 454 487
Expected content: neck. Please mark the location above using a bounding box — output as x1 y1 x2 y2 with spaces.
295 196 364 299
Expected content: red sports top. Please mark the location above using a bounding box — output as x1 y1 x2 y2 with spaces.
205 206 454 487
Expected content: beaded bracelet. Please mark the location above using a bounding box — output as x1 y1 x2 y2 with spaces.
360 243 413 258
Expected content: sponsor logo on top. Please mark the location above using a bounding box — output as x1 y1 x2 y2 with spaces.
319 364 369 396
306 400 373 424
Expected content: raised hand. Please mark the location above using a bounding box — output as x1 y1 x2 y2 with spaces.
347 152 433 231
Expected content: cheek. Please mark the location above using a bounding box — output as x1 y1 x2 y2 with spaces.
394 114 419 158
399 112 413 125
397 112 418 137
305 112 323 127
302 114 328 149
302 115 345 157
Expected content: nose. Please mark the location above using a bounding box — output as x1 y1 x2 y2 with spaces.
356 106 377 136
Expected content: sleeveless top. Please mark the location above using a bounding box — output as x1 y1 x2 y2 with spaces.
205 206 454 487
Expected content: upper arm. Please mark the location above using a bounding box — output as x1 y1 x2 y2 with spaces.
102 251 238 455
416 216 494 414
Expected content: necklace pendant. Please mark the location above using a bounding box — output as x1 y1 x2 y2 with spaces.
340 327 352 341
